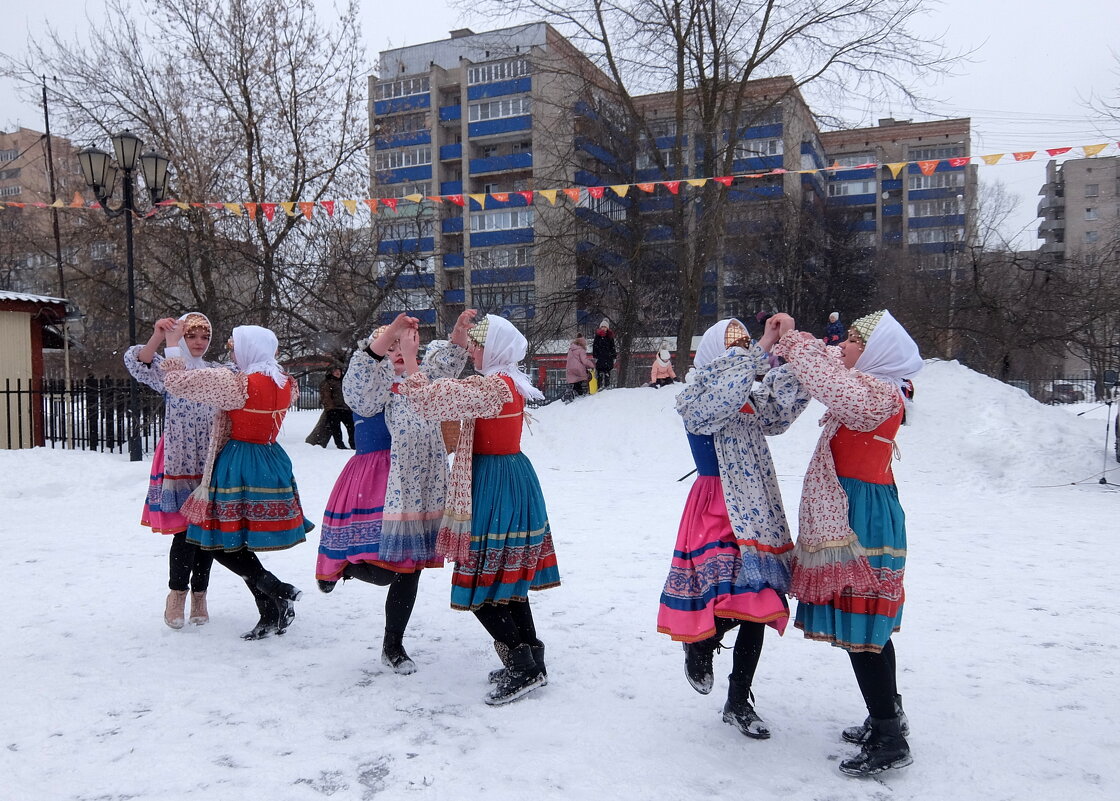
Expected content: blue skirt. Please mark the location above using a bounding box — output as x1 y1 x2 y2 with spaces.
795 477 907 653
450 452 561 611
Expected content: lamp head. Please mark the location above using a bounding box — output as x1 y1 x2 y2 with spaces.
111 130 142 172
139 150 170 203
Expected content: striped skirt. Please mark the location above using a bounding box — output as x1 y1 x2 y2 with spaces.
794 477 906 653
140 436 199 535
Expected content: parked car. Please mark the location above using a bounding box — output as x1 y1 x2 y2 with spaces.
1043 382 1086 404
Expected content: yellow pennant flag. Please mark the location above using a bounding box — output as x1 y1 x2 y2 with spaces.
342 199 358 215
1082 143 1107 158
538 189 558 205
279 202 297 217
404 194 424 203
886 162 907 179
175 201 191 210
224 203 244 216
610 184 630 197
981 154 1003 165
469 193 487 208
686 179 707 188
50 199 65 208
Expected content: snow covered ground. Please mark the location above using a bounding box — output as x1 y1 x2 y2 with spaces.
2 360 1117 800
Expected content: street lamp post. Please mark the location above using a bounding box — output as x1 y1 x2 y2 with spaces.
77 131 171 461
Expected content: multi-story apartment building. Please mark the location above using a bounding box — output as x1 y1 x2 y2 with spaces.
1038 156 1120 259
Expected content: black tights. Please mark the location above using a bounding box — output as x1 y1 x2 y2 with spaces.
715 618 766 687
209 548 266 581
472 600 538 649
168 533 214 592
344 563 422 635
848 639 899 719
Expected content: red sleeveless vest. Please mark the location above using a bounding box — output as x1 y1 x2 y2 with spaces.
228 373 292 444
830 404 904 485
473 375 524 455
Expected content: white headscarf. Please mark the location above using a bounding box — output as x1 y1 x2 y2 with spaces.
854 310 923 388
176 312 212 370
231 325 288 388
693 318 745 369
478 314 545 401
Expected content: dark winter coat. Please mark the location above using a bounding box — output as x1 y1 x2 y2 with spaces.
319 374 349 411
592 329 617 372
825 320 845 346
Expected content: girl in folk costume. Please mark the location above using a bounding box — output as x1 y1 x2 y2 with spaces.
657 315 809 738
648 341 677 387
161 324 312 641
771 310 923 777
399 313 560 706
315 312 471 674
125 313 220 629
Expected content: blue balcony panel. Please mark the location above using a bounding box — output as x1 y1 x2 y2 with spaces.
914 242 954 254
883 179 903 191
909 214 966 229
380 308 437 325
468 116 532 138
834 168 876 180
443 289 465 303
374 94 431 116
472 266 535 285
439 105 462 122
827 193 877 207
908 161 965 174
379 165 432 185
377 236 434 255
440 143 463 161
883 232 903 243
440 180 463 195
654 135 688 149
576 241 627 268
638 196 674 212
396 272 436 289
728 184 784 201
634 166 690 182
883 204 903 216
908 188 965 201
375 130 431 150
852 220 877 232
700 303 717 316
800 141 827 169
574 169 604 186
443 252 465 268
735 123 783 140
731 155 784 173
441 216 464 234
466 76 531 101
647 225 674 241
471 228 534 247
469 152 533 175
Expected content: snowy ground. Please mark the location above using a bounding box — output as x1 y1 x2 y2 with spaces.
2 360 1117 800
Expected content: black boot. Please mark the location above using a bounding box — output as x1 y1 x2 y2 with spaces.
842 694 909 743
722 679 770 739
489 640 547 686
839 716 913 776
255 572 302 635
683 637 720 695
241 580 280 640
382 631 417 675
485 644 545 705
317 579 337 594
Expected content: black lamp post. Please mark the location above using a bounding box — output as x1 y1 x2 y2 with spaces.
77 130 172 461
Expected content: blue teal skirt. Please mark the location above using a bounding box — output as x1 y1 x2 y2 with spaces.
450 452 561 611
795 477 906 653
186 439 312 552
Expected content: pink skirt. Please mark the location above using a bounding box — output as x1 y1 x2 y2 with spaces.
657 476 789 642
140 437 192 535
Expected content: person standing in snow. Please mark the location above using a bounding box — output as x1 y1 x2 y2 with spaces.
825 311 845 346
592 318 617 389
161 324 312 641
315 311 471 674
399 313 560 706
657 314 809 738
772 310 922 777
648 342 677 388
564 334 597 401
315 367 355 449
125 313 219 630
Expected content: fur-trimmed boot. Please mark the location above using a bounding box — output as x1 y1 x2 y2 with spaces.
255 572 302 635
382 631 417 675
842 694 909 743
484 644 546 706
722 679 770 739
838 716 913 776
164 589 188 630
188 591 209 625
488 640 547 686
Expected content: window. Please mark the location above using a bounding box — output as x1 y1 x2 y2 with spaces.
1084 230 1099 243
907 172 965 190
0 167 21 180
511 140 532 153
375 77 430 100
472 246 532 269
472 283 535 317
636 147 679 170
579 192 627 222
649 120 677 139
907 227 964 244
379 218 435 240
0 148 18 162
470 208 534 231
907 144 965 160
908 198 965 217
1084 208 1098 220
733 137 783 159
467 59 530 85
828 179 877 197
481 145 498 158
0 185 22 197
377 112 429 136
376 255 435 275
380 181 431 198
388 288 435 310
833 152 877 168
1085 184 1099 197
373 146 433 171
468 96 532 122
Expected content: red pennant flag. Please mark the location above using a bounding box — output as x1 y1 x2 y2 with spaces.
32 202 48 208
857 162 877 169
948 157 970 167
447 194 465 207
245 202 258 220
262 203 277 221
1013 151 1036 162
491 192 510 203
770 168 787 175
562 188 581 203
363 199 378 214
636 183 656 193
713 176 733 187
918 160 939 176
208 202 224 210
380 198 398 212
1045 148 1071 157
321 200 335 217
663 181 680 194
298 202 315 220
588 186 606 198
516 191 534 205
190 202 205 208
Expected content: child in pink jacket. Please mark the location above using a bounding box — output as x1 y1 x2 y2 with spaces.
649 344 677 388
565 335 597 399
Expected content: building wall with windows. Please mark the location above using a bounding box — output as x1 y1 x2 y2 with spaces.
1038 156 1119 259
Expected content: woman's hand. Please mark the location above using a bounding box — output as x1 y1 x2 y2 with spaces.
758 312 794 353
165 320 183 348
399 326 421 373
451 309 477 348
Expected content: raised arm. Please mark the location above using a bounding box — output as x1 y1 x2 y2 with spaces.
676 344 770 435
421 342 469 381
749 364 810 435
160 359 247 411
400 372 512 422
342 350 396 417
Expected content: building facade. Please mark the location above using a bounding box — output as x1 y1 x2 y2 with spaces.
1038 156 1120 259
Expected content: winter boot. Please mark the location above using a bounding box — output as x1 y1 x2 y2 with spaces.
722 679 771 739
381 631 417 675
241 580 280 640
164 589 188 630
683 637 720 695
485 644 546 706
842 694 909 743
838 716 913 777
489 641 547 686
317 579 337 594
255 572 302 635
189 591 209 626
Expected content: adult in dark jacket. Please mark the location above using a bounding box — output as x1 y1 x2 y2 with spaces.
307 367 355 449
592 319 617 389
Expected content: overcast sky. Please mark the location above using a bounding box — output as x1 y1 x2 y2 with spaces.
2 0 1117 248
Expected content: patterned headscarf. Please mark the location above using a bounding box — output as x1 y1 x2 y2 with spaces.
472 314 544 401
176 312 212 370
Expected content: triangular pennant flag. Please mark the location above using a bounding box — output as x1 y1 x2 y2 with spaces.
636 183 656 193
466 193 485 208
663 181 680 194
70 191 84 207
588 186 606 198
948 157 970 168
190 202 205 208
743 173 765 179
380 198 398 212
8 202 24 208
562 188 581 203
175 201 190 211
1012 151 1036 162
208 202 224 210
342 199 358 215
918 160 940 176
887 162 907 178
321 200 335 217
539 189 558 205
857 162 878 169
446 194 465 207
770 169 787 175
686 179 707 187
245 202 258 220
410 194 429 203
490 192 509 203
364 199 379 214
50 199 65 208
610 184 630 197
280 202 297 217
1045 148 1071 157
299 202 315 219
262 203 277 221
1082 143 1107 158
713 176 733 187
981 153 1003 165
516 191 533 205
224 203 244 217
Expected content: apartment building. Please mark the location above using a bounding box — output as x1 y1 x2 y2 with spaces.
1038 156 1120 259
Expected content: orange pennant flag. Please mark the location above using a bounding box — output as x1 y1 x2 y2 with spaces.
636 183 656 193
663 181 680 194
321 200 335 217
981 154 1003 165
280 202 297 217
1082 143 1107 158
562 188 581 203
918 160 940 176
342 199 358 215
299 202 315 219
713 176 733 187
610 184 630 197
364 199 379 214
538 189 558 205
1045 147 1071 157
245 203 258 220
886 162 906 178
490 192 509 203
1012 151 1036 162
224 203 244 217
70 191 85 208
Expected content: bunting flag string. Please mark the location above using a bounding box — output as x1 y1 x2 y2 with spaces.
3 139 1118 216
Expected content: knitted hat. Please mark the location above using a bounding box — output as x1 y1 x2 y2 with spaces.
851 310 886 345
468 316 490 346
598 318 610 330
828 311 839 323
